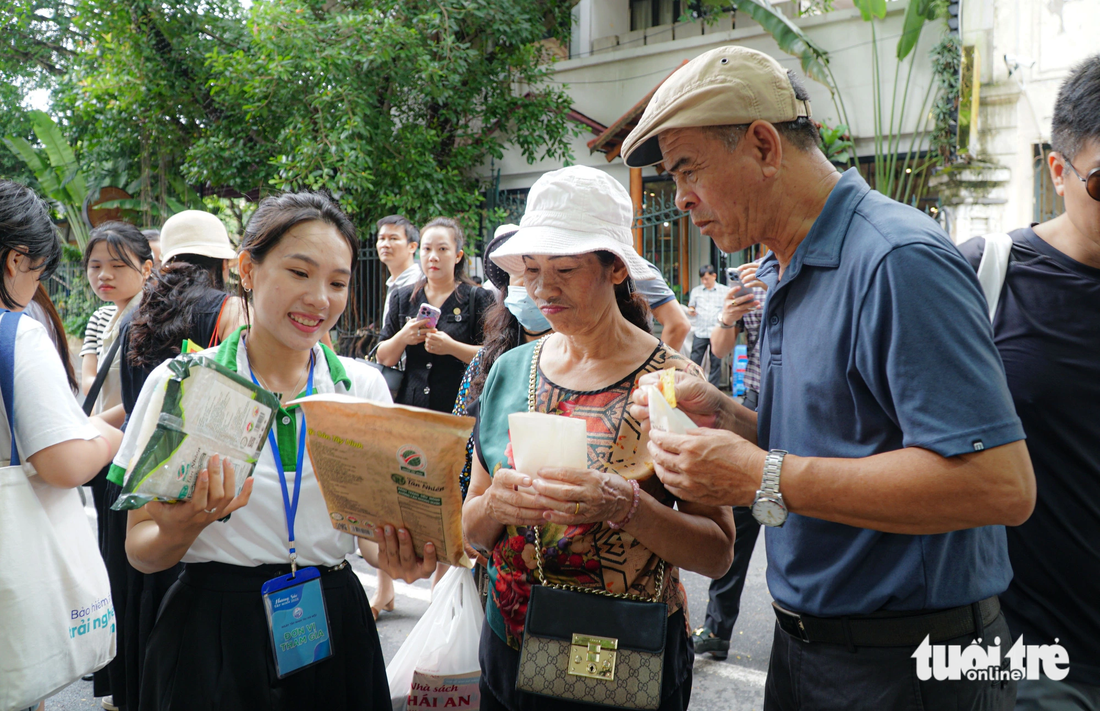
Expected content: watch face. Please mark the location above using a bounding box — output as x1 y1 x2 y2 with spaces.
752 498 787 527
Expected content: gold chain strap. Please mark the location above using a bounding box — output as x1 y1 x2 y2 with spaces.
526 336 666 603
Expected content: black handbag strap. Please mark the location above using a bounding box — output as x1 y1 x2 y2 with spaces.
83 327 124 416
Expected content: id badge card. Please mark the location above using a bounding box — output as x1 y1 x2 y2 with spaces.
261 567 333 678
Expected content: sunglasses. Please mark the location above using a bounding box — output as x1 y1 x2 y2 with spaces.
1063 156 1100 202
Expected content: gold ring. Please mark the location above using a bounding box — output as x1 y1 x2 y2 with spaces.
574 502 580 515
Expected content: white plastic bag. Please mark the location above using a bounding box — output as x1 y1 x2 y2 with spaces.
0 311 115 711
386 565 485 711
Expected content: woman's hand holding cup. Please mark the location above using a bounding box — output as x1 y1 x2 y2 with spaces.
530 467 634 526
484 468 550 527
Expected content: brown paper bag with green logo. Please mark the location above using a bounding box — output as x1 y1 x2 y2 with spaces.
291 394 474 568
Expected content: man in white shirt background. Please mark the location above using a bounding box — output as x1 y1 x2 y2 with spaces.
687 264 729 386
377 215 422 324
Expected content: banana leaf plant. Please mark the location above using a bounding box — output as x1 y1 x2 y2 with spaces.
3 110 91 247
694 0 948 203
854 0 944 205
695 0 856 162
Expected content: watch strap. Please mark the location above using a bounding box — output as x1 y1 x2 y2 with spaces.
761 449 788 496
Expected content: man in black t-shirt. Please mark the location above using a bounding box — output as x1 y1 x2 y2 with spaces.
959 54 1100 711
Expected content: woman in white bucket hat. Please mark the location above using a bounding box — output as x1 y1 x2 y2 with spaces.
463 165 735 711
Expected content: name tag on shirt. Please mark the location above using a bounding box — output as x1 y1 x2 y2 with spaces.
261 567 333 678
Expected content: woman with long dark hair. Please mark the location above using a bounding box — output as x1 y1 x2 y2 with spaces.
122 210 244 411
375 217 494 412
116 192 434 710
452 227 552 499
94 210 243 711
0 181 123 711
372 216 494 612
80 222 153 424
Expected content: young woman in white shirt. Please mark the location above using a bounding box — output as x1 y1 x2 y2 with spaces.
79 222 154 424
118 192 435 710
0 180 122 484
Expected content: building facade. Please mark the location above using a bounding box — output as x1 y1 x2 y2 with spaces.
485 0 1098 297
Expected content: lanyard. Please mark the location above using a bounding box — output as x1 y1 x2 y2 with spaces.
249 351 315 576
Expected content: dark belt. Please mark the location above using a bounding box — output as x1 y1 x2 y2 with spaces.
773 595 1000 648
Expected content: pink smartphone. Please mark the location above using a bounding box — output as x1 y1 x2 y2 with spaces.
416 303 442 329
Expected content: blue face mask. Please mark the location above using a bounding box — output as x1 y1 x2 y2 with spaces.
504 286 551 333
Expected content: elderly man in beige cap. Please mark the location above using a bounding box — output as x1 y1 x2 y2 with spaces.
624 47 1034 709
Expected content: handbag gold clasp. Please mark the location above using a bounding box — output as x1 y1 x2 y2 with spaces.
568 634 618 681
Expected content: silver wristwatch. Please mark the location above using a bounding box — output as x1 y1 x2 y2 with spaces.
751 450 789 527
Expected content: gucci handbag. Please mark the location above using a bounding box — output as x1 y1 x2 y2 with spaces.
515 526 668 710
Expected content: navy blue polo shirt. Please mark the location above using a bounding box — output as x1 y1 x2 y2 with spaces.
755 169 1025 617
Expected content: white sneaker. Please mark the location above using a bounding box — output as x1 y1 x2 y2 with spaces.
101 696 119 711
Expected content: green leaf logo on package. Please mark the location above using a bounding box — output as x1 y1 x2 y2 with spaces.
112 354 281 510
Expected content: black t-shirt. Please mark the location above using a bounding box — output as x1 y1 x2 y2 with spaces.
381 282 492 412
959 227 1100 684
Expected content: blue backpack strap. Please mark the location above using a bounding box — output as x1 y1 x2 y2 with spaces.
0 310 22 465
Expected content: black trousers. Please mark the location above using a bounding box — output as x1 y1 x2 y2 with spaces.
690 336 723 387
764 612 1017 710
702 506 761 640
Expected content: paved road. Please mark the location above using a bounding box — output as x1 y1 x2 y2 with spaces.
48 534 771 710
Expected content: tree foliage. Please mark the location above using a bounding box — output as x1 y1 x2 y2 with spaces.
187 0 578 228
5 0 578 237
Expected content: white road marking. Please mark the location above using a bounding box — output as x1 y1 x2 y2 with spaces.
355 570 434 603
693 657 768 687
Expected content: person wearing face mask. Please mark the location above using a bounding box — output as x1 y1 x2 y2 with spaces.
453 228 552 500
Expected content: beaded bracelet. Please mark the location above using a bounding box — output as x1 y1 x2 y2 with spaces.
607 479 641 530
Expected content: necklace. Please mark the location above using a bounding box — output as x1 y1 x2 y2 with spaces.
247 342 313 403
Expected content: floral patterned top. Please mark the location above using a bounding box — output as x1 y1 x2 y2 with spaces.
452 348 487 500
474 337 703 649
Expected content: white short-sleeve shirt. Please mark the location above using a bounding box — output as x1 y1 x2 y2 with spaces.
114 332 393 567
0 316 100 469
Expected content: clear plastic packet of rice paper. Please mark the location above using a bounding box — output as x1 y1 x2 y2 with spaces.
111 354 280 511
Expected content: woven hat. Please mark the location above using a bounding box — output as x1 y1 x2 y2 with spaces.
621 46 812 168
488 166 651 281
160 210 237 263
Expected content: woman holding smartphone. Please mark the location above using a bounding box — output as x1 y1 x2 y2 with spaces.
117 192 435 710
376 217 493 413
372 217 493 613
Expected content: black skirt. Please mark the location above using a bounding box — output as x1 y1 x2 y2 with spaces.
94 478 183 707
139 561 390 711
477 609 694 711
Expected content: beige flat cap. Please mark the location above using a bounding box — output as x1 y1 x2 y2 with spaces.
621 46 812 168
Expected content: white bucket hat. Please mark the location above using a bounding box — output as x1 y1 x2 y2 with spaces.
488 166 652 281
160 210 237 264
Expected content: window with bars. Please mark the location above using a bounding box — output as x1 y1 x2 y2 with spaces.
630 0 682 31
